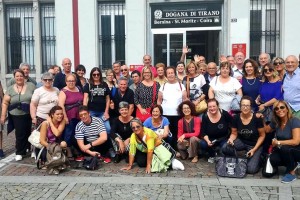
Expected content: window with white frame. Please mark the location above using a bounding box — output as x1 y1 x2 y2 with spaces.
6 5 35 73
98 1 125 70
41 4 56 73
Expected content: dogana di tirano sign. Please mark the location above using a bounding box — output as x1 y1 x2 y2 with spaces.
151 3 222 29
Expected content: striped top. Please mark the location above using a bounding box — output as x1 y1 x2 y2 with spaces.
75 117 106 142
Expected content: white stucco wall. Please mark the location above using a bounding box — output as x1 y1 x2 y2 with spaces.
78 0 98 76
55 0 74 67
281 0 300 58
126 0 147 65
228 0 250 58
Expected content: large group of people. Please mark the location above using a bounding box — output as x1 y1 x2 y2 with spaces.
0 51 300 183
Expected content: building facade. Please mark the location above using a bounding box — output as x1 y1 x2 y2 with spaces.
0 0 299 88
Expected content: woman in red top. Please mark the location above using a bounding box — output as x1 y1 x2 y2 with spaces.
177 100 201 163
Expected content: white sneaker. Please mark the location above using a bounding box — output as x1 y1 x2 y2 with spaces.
31 151 36 159
208 157 215 163
15 155 22 161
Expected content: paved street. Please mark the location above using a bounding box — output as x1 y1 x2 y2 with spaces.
1 132 300 199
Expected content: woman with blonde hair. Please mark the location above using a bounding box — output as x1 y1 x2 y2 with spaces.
256 63 283 123
134 67 160 122
264 100 300 183
182 61 206 108
272 57 286 80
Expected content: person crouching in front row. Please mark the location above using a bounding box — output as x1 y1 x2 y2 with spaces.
74 105 113 163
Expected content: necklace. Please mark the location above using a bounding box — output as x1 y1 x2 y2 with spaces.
246 77 256 86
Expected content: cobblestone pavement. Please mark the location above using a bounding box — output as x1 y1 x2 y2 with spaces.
0 131 300 199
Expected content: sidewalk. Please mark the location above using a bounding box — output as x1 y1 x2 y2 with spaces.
0 131 299 200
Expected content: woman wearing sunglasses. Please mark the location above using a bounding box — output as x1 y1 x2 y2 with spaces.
272 57 286 80
256 63 283 123
121 118 167 174
264 100 300 183
83 67 111 134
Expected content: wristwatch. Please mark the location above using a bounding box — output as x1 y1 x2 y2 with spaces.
277 141 281 148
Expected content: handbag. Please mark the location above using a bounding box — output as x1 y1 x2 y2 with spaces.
136 107 151 122
28 123 44 149
136 81 157 122
230 94 242 111
262 154 275 177
186 76 207 114
83 155 100 170
195 100 207 114
215 148 247 178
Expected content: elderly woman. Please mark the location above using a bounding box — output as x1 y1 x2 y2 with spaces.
157 66 187 149
272 57 286 80
177 100 201 163
30 72 59 127
182 62 206 108
143 105 170 140
36 106 66 173
110 101 134 163
242 59 262 112
134 67 160 122
105 69 118 92
264 100 300 183
222 96 265 174
256 63 283 123
58 74 83 149
209 61 243 112
76 64 88 87
154 63 167 86
1 69 36 161
200 98 232 163
121 118 169 174
83 67 111 133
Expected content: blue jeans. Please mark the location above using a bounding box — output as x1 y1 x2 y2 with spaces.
89 110 111 134
63 118 80 146
199 138 227 157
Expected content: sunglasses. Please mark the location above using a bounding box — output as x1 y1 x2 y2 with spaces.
131 125 141 130
263 68 274 73
274 106 286 111
121 69 128 72
43 79 53 82
273 61 283 65
92 73 100 77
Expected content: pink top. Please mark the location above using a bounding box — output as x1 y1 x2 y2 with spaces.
62 88 83 120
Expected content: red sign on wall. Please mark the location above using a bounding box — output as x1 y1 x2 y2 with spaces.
232 43 246 56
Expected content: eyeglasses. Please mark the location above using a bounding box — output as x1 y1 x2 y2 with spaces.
66 80 76 83
273 61 283 65
121 69 128 72
92 73 100 77
241 105 251 108
131 125 141 130
263 68 274 73
182 107 191 110
274 106 286 111
43 79 53 82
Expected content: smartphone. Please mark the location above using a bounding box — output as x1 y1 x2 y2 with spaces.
245 152 251 157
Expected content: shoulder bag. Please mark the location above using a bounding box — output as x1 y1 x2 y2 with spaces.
28 123 44 149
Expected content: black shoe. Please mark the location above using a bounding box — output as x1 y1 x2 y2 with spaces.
113 154 121 163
